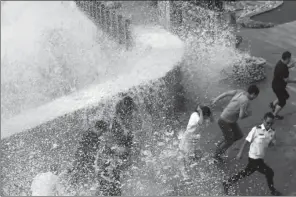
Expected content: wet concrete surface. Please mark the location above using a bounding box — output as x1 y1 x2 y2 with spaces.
251 1 296 25
181 21 296 195
178 64 296 195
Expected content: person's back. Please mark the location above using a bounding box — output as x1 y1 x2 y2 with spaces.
180 112 201 154
272 60 289 89
220 90 250 123
31 172 59 196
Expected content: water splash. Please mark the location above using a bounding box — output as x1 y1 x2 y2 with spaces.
1 1 254 196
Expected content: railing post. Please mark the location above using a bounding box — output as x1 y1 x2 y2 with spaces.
125 19 132 50
101 4 106 31
110 10 117 39
90 1 95 18
106 9 111 34
97 3 102 25
95 2 101 23
117 14 124 45
85 1 90 14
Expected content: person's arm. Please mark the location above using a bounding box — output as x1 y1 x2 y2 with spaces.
236 140 249 159
197 105 204 125
269 132 276 147
285 78 296 83
288 61 296 69
239 102 251 119
211 90 238 105
281 68 296 83
237 127 256 159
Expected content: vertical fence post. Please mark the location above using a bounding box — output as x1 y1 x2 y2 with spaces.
124 19 132 50
91 1 96 19
110 10 117 39
97 3 102 25
106 9 111 34
117 15 124 44
95 1 101 23
86 1 90 14
101 4 106 31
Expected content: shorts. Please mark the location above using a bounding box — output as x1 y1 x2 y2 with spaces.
272 86 290 107
218 118 243 143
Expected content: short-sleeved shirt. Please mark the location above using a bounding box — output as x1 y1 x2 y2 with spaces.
179 112 201 155
272 60 289 89
220 90 250 123
246 124 276 159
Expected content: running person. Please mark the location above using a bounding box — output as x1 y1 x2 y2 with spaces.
212 85 260 162
222 112 281 196
270 51 296 120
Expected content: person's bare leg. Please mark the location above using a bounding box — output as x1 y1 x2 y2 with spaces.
272 99 279 107
214 140 233 162
273 105 282 116
273 104 284 120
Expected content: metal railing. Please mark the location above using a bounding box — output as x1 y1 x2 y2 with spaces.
75 1 132 50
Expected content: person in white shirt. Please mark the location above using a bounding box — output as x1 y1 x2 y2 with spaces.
31 164 62 196
179 105 213 180
222 112 281 196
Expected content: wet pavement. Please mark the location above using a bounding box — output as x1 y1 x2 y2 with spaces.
187 21 296 195
251 1 296 25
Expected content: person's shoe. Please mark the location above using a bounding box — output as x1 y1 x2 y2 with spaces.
269 102 276 112
271 189 282 196
222 181 230 195
213 155 226 164
274 115 284 120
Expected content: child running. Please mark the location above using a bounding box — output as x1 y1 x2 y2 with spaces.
179 105 213 180
223 112 281 196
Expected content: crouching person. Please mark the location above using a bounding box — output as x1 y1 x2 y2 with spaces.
179 105 213 180
69 120 109 184
31 164 62 196
95 132 128 196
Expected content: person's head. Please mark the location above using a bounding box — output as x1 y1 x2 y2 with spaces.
195 105 212 118
263 112 275 130
49 164 59 175
282 51 292 65
247 85 260 100
94 120 108 136
115 96 137 120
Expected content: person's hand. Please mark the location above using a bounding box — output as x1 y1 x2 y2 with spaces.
211 99 217 107
196 105 202 113
236 153 242 160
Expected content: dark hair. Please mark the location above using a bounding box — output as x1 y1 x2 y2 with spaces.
115 96 136 117
282 51 291 60
247 85 260 95
50 164 59 172
94 120 108 131
264 112 275 120
195 105 212 117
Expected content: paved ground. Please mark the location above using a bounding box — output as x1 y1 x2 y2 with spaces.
197 21 296 195
251 1 296 25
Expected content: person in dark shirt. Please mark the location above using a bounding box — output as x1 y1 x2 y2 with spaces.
111 96 138 166
95 96 139 196
69 120 109 184
270 51 296 120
